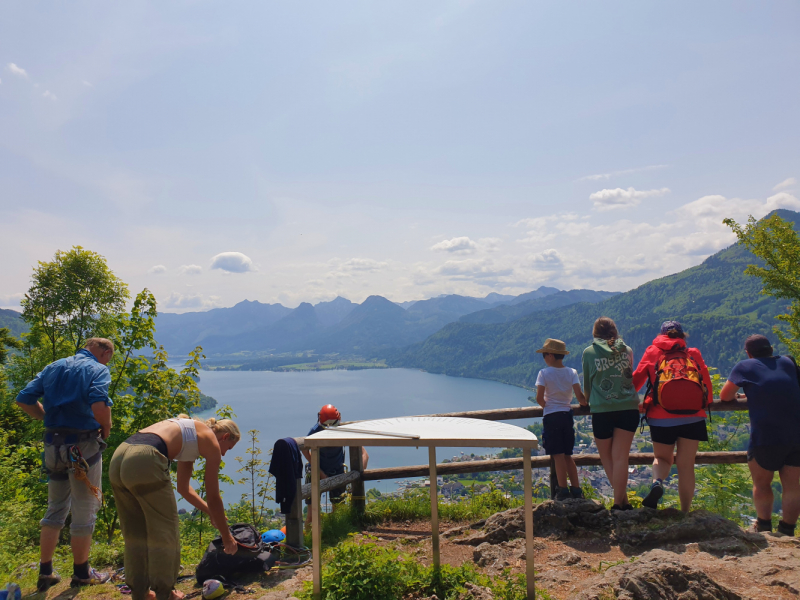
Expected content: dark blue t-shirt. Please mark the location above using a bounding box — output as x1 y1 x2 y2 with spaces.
307 423 346 475
728 356 800 448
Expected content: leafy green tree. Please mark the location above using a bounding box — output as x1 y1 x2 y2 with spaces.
234 429 274 529
724 213 800 356
21 246 129 362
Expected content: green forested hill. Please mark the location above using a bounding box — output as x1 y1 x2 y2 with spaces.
389 210 800 386
0 309 27 337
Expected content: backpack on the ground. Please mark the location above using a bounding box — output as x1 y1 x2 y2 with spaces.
645 346 709 415
195 523 276 584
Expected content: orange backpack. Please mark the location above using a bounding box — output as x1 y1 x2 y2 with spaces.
645 346 709 415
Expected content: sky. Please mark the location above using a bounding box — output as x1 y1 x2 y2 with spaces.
1 1 799 312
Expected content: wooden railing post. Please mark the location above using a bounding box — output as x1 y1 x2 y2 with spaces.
549 455 558 499
349 445 366 515
285 477 304 548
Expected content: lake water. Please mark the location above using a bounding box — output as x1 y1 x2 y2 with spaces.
193 368 536 506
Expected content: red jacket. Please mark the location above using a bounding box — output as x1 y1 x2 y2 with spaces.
632 335 712 420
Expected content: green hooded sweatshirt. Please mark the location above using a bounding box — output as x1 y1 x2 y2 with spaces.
581 337 639 413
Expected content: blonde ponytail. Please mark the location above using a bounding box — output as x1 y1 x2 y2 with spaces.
176 414 241 443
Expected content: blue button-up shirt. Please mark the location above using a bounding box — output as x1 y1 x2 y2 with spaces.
16 348 113 431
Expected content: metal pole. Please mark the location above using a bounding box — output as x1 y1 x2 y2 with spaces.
311 448 322 600
428 446 439 571
523 450 535 600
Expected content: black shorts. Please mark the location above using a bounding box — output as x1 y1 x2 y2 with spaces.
591 409 640 440
542 410 575 456
305 466 346 505
649 420 708 445
748 445 800 472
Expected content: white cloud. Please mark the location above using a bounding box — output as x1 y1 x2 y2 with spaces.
7 63 28 78
773 177 796 192
765 192 800 212
42 90 57 101
178 264 202 276
210 252 255 273
162 292 221 310
478 237 502 252
579 165 668 181
435 258 513 281
589 187 670 211
148 264 167 275
664 235 733 256
529 249 564 271
0 292 24 307
430 236 479 254
338 258 387 272
82 80 94 88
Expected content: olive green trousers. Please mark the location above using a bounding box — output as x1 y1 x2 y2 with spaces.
109 442 180 600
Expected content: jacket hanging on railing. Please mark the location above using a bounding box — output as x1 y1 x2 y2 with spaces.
268 437 302 514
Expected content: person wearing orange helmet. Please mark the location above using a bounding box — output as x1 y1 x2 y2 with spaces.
302 404 369 526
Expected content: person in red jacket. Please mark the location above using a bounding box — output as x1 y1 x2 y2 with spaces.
632 321 713 511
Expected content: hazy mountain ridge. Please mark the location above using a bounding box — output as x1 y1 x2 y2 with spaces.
388 209 800 385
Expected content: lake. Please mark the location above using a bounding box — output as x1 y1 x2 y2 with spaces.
193 367 535 506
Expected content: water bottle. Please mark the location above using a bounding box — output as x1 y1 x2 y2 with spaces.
0 583 21 600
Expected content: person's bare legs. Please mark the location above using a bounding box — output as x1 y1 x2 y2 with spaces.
565 456 580 488
651 442 675 482
610 429 635 507
71 535 92 564
40 526 60 564
779 465 800 526
595 437 615 490
553 454 569 487
748 459 775 521
675 438 700 512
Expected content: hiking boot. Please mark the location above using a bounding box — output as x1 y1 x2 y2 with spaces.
570 486 584 499
611 503 634 511
777 521 796 537
37 571 61 592
752 518 773 533
642 480 663 509
555 486 571 501
71 567 111 587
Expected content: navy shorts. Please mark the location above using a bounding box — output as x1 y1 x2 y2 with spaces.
591 409 640 440
542 410 575 456
649 420 708 445
748 445 800 472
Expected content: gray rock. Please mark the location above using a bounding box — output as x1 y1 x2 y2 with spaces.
576 549 743 600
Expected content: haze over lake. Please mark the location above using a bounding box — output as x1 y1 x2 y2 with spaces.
194 367 534 504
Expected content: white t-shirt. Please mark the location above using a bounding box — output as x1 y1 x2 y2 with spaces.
535 366 580 416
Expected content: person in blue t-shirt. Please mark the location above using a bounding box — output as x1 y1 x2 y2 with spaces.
302 404 369 526
720 335 800 537
15 338 115 590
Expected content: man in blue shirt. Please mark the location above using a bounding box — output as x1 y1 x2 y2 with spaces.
16 338 115 590
720 335 800 537
302 404 369 526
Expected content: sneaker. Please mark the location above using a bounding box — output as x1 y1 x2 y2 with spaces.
555 486 571 501
71 567 111 587
642 481 663 509
37 571 61 592
570 486 585 499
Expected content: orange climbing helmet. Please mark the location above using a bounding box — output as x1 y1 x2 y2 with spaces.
318 404 341 426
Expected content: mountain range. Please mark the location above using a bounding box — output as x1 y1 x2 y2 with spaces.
389 209 800 384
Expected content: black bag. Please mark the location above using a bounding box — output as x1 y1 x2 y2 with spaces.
195 523 276 584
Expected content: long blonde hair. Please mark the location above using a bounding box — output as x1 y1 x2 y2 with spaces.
177 414 241 443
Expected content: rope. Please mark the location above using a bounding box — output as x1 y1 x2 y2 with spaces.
68 445 102 502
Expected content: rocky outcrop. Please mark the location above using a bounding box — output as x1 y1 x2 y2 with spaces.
576 549 743 600
454 500 767 555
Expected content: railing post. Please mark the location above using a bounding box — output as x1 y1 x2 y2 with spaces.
349 445 366 515
549 455 557 499
285 477 304 548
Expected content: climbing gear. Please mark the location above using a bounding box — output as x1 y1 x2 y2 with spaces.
41 429 104 501
318 404 341 426
195 524 276 584
644 345 709 415
70 567 111 586
68 444 102 502
260 529 285 544
202 579 226 600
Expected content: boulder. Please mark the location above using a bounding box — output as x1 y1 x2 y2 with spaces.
576 549 743 600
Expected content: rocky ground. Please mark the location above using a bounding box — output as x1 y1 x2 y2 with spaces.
19 501 799 600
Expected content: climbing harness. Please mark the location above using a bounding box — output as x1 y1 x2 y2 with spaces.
41 429 104 502
68 444 102 502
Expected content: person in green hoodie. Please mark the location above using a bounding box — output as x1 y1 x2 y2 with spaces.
582 317 640 510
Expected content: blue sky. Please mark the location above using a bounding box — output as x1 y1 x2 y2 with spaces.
1 1 799 311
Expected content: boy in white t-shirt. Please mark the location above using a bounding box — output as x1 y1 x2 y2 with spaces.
535 338 587 501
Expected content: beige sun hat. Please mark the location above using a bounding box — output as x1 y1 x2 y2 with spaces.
535 338 569 355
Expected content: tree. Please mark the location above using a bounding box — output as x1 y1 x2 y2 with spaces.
724 213 800 356
21 246 129 362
